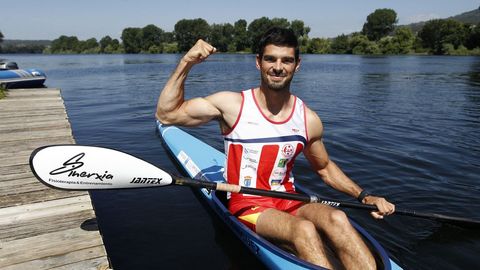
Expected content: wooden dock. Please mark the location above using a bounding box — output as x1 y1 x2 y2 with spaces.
0 88 111 270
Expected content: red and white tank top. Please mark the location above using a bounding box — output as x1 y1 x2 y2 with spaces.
223 89 308 200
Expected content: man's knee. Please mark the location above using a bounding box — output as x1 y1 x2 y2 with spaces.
327 209 350 229
292 219 318 243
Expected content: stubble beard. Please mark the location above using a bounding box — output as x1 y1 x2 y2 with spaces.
261 72 293 92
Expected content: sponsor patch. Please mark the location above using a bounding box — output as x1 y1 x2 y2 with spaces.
277 158 288 168
271 179 282 186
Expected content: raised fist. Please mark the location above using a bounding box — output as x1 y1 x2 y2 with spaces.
182 39 217 64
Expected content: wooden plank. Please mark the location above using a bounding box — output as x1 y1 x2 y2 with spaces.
0 188 86 209
0 179 45 196
1 210 95 242
0 136 75 155
0 129 72 142
0 154 31 167
3 88 60 97
1 247 109 270
0 119 70 132
0 227 106 268
0 98 63 105
0 123 72 138
0 195 92 221
0 108 68 118
0 172 34 182
0 164 34 176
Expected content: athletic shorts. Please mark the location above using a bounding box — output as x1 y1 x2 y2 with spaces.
229 196 304 231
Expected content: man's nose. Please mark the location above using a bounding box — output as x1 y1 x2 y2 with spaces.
273 60 283 73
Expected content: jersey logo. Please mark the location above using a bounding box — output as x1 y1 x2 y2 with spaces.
281 144 295 158
243 176 252 187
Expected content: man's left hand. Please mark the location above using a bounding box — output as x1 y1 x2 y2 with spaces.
363 196 395 219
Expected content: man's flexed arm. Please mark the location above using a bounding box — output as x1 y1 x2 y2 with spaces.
156 39 219 126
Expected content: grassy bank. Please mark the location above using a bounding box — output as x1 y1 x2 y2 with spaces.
0 86 6 99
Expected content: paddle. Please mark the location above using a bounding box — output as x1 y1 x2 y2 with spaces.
30 144 480 228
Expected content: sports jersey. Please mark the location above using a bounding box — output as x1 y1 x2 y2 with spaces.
223 89 309 204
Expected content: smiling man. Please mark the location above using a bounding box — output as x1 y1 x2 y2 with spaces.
156 27 395 269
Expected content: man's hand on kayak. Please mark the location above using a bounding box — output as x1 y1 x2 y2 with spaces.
363 196 395 219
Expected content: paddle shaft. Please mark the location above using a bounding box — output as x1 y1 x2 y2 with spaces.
174 177 480 228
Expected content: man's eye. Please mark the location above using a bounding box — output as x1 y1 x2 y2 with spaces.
264 56 275 62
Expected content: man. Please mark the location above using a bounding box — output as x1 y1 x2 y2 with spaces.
156 27 395 269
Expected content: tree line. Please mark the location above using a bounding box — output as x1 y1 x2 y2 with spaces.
2 9 480 55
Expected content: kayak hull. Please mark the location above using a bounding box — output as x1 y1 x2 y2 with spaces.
157 122 402 270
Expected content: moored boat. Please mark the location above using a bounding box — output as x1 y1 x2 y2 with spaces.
0 61 46 88
157 122 403 270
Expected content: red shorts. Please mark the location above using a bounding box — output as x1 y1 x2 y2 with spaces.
229 196 304 231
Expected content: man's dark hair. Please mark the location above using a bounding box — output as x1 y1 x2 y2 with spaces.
257 27 299 60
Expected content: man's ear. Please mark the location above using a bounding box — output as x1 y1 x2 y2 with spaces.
255 54 261 70
295 57 301 72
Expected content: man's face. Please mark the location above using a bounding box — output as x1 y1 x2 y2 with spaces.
256 44 300 91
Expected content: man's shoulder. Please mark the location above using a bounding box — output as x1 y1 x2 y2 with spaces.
208 90 243 102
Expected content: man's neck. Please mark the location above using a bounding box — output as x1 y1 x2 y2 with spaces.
255 86 293 119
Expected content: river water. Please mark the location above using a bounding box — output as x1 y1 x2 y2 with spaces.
5 53 480 269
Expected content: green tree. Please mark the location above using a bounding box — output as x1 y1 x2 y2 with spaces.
290 20 310 52
306 38 330 54
210 23 234 52
50 35 81 53
350 34 380 54
233 19 249 52
99 36 113 52
142 24 164 53
162 32 175 43
80 38 99 53
466 25 480 49
330 34 350 54
379 27 414 54
362 9 398 41
174 18 210 52
393 27 415 54
121 27 142 53
248 17 275 53
419 19 467 54
103 38 121 54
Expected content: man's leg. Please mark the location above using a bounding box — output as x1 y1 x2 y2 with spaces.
297 203 376 270
255 208 337 269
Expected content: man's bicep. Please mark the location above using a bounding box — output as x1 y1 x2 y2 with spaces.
304 138 330 171
178 97 222 126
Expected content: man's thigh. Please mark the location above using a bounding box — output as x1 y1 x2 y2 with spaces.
255 208 304 244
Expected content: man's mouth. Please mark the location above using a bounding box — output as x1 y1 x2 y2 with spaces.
268 72 286 81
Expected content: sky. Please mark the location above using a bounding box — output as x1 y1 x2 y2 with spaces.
2 0 479 40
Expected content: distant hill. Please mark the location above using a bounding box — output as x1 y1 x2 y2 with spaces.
401 7 480 33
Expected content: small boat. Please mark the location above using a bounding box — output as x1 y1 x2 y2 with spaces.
0 61 46 89
157 122 403 270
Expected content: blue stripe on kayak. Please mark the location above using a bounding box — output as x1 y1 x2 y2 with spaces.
224 135 307 145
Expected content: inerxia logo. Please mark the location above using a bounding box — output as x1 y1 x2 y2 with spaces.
49 153 113 181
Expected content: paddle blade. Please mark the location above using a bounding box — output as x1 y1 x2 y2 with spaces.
30 145 173 190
